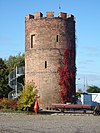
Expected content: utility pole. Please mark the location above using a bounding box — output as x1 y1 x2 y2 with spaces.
84 76 88 92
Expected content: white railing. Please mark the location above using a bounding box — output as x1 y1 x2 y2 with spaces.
8 66 25 99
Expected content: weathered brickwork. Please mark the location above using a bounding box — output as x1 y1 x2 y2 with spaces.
25 12 76 108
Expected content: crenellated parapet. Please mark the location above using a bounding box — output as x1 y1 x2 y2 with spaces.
25 12 75 21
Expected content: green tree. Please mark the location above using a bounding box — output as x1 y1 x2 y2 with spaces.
18 82 38 111
5 53 25 72
0 58 12 98
76 89 83 98
5 53 25 89
87 86 100 93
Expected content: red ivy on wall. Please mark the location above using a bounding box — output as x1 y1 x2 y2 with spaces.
58 48 76 104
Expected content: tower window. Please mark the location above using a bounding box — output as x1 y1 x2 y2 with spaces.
31 34 35 48
45 61 47 68
56 35 59 42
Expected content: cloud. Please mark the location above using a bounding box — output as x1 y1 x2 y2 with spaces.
76 45 100 73
78 45 100 57
77 59 95 65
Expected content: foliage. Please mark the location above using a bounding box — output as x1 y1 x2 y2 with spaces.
0 53 25 98
0 58 12 98
58 48 76 103
0 98 17 110
8 99 18 110
18 82 38 111
0 99 2 109
76 92 81 98
76 89 83 98
87 86 100 93
5 53 25 72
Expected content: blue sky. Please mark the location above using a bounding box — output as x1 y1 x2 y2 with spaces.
0 0 100 90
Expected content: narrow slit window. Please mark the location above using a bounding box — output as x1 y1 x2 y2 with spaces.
56 35 59 42
45 61 47 68
31 34 35 48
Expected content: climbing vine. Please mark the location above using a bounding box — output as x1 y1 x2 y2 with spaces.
58 46 76 103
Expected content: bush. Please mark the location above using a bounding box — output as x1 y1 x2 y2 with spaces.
0 98 17 110
8 99 18 110
0 98 2 109
18 82 38 111
0 98 10 109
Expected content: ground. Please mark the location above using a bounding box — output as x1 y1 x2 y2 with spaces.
0 112 100 133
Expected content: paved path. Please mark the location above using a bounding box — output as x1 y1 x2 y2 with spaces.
0 113 100 133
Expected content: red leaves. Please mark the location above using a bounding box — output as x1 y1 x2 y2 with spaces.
58 48 76 104
0 98 17 110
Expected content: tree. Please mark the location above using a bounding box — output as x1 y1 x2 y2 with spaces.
18 82 38 111
0 53 25 98
5 53 25 72
76 89 83 98
87 86 100 93
5 53 25 90
0 58 12 98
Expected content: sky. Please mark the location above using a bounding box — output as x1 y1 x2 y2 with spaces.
0 0 100 91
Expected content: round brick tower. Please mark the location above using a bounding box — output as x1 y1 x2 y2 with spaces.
25 12 76 109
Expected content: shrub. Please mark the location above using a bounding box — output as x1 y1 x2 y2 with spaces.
8 99 17 110
0 98 2 109
0 98 9 109
18 82 38 111
0 98 17 110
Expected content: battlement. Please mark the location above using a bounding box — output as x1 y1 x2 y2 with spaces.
34 12 43 19
25 12 74 21
46 12 54 18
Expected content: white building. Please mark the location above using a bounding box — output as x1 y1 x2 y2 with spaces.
78 93 100 106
